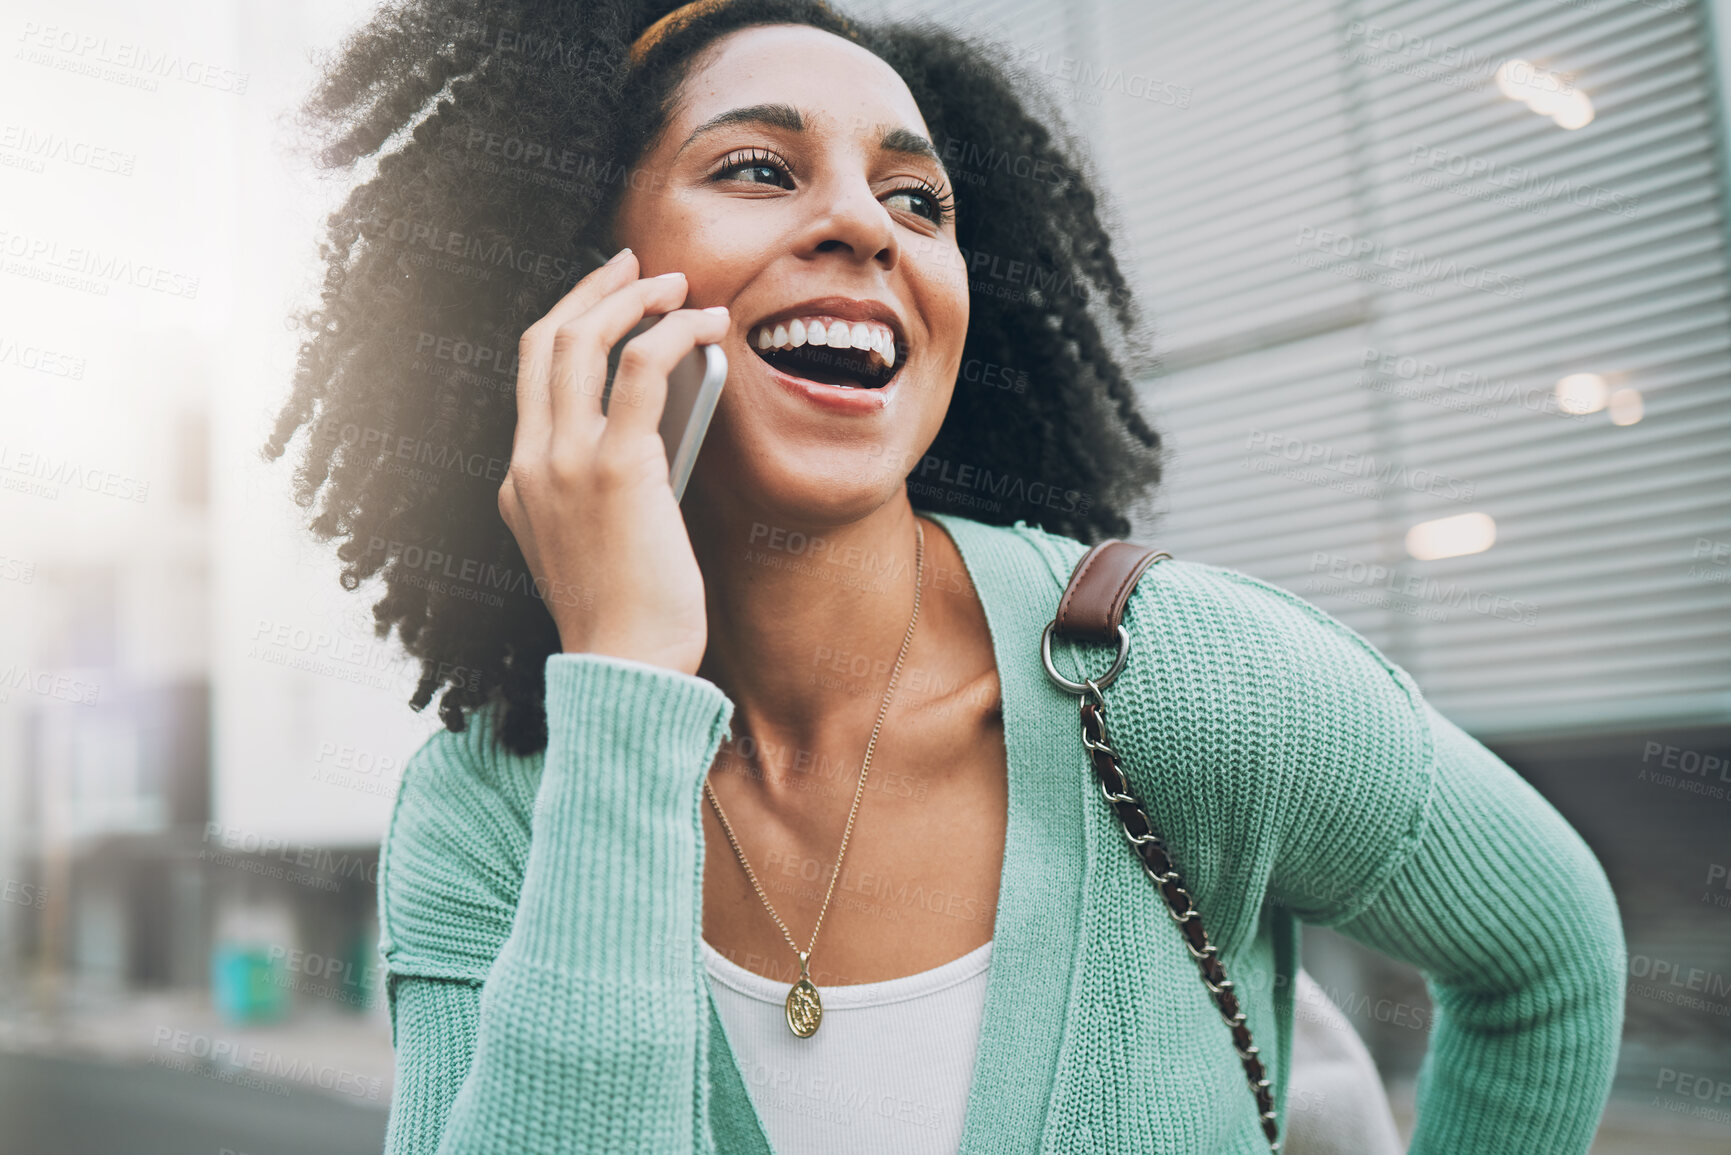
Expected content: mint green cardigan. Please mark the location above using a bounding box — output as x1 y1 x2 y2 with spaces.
375 512 1625 1154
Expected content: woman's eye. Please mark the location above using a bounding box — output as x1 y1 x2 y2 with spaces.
716 155 792 188
884 187 945 224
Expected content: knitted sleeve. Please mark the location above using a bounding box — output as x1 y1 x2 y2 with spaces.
376 652 737 1154
1334 704 1625 1154
382 977 481 1154
1101 557 1439 946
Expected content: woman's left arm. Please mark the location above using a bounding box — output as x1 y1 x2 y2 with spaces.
1330 703 1626 1155
1109 557 1624 1150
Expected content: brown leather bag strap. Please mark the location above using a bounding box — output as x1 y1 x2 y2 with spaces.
1044 542 1282 1152
1052 539 1170 644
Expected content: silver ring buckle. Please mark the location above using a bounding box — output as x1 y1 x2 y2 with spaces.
1041 621 1130 694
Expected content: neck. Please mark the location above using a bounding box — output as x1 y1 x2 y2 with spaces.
686 494 941 799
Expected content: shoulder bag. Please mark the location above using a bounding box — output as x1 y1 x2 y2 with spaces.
1041 539 1282 1152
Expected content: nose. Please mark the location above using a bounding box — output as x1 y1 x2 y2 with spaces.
797 174 898 270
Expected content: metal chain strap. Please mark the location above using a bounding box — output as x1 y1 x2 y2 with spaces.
1078 682 1282 1152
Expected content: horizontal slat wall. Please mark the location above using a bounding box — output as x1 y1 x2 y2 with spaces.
1097 0 1375 361
1083 0 1401 647
1077 0 1731 737
1343 0 1731 735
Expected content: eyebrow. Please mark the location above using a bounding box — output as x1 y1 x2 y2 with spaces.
878 125 943 167
674 103 950 179
675 103 804 156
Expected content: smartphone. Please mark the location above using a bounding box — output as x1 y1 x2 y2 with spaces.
603 315 728 503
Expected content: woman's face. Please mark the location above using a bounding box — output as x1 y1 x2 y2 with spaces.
612 24 968 527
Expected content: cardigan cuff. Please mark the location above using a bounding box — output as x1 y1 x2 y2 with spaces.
507 652 734 974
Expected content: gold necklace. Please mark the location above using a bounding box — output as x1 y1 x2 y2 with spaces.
703 519 926 1038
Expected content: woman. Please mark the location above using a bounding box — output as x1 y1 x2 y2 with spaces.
269 1 1625 1151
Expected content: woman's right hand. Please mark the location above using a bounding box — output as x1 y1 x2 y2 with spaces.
497 248 728 676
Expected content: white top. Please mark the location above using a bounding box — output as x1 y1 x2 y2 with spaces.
700 937 993 1155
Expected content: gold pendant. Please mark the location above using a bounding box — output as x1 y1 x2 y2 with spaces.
785 952 822 1037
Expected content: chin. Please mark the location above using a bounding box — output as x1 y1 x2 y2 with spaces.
691 435 917 530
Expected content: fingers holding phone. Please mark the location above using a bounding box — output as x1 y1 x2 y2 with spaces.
510 249 658 457
605 311 728 502
498 250 729 674
603 305 727 435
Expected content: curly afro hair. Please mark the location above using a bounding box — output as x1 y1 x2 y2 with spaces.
265 0 1164 755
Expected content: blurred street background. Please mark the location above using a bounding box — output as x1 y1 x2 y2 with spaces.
1 0 1728 1151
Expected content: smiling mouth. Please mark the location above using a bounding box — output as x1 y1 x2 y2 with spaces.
748 316 902 390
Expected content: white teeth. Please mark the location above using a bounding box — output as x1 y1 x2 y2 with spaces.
748 317 900 367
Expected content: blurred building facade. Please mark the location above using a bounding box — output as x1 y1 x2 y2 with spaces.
0 0 404 1073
